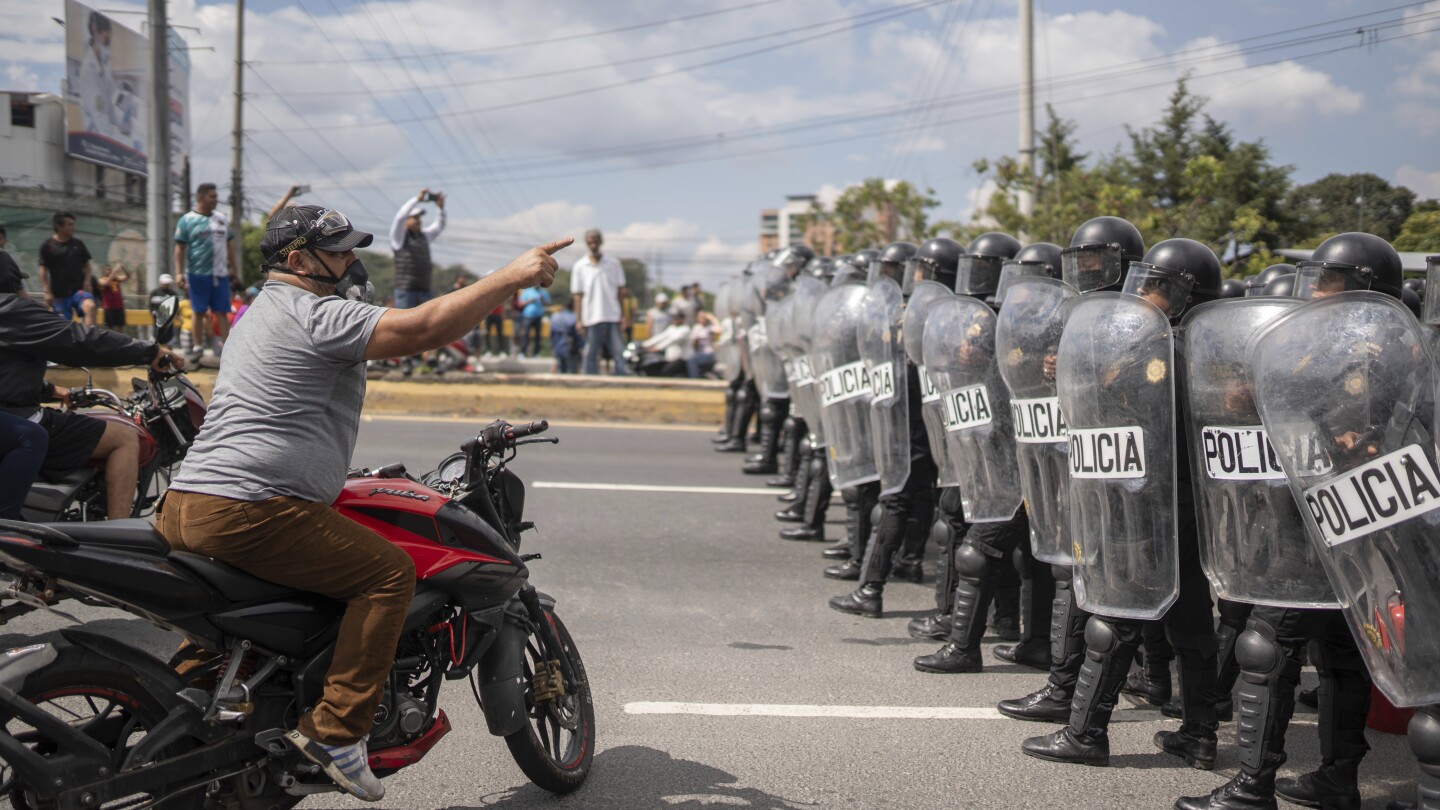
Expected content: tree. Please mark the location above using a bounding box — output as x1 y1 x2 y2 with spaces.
1286 173 1416 243
810 178 942 251
1394 209 1440 252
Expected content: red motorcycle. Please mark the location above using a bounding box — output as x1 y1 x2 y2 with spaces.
0 418 593 808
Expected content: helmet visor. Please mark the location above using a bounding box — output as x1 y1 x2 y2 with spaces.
770 246 810 274
1424 256 1440 325
1293 260 1372 301
994 260 1051 305
1061 243 1124 293
902 256 939 297
1120 262 1194 319
954 254 1006 297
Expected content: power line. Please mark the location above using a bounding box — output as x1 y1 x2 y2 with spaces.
247 0 951 130
261 0 961 96
260 0 797 65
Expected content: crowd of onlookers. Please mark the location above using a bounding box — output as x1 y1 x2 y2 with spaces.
5 189 723 379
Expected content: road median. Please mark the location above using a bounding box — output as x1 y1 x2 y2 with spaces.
49 367 725 425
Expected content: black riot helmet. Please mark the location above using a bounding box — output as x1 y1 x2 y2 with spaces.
1261 273 1297 298
805 256 836 283
954 231 1023 297
1404 277 1426 298
1245 263 1295 296
902 237 963 296
831 254 868 287
1423 256 1440 325
1294 232 1403 301
851 248 881 273
1061 216 1145 293
1220 278 1247 299
771 244 816 276
872 241 916 287
1120 238 1221 321
1403 287 1423 318
993 242 1063 305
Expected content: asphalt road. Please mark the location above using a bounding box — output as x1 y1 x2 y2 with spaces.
2 417 1419 809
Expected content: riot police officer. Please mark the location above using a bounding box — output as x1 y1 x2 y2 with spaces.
1179 233 1407 810
828 238 958 616
739 246 814 475
1022 236 1224 769
774 256 838 542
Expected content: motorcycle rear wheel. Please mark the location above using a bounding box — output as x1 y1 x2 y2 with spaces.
8 643 205 809
503 612 594 794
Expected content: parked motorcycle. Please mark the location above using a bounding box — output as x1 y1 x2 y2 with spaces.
21 296 205 522
0 418 593 808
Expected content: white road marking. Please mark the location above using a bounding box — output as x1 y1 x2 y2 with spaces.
624 702 1007 719
534 482 780 495
360 414 714 432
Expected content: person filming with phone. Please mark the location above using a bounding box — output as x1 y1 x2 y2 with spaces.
389 188 447 310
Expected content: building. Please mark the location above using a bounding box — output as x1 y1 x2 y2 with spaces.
757 186 900 255
1 91 149 293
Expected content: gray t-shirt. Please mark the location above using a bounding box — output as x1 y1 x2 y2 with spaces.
171 281 386 504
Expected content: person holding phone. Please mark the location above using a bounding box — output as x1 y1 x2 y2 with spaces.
389 188 447 310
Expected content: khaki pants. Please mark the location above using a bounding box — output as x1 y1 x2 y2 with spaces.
157 490 416 744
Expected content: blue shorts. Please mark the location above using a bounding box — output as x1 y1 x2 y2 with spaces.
52 291 95 321
187 273 231 315
393 289 432 310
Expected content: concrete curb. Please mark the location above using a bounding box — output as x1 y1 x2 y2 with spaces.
50 367 726 425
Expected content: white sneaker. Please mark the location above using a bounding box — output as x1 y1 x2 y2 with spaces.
285 729 385 801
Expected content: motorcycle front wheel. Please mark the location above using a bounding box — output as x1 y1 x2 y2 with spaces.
503 612 594 793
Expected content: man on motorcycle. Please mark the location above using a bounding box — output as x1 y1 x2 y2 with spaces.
156 205 568 802
0 254 183 520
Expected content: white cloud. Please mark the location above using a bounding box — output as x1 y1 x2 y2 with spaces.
889 135 945 155
1396 165 1440 199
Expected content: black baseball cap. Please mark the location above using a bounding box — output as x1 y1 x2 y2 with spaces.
261 205 373 267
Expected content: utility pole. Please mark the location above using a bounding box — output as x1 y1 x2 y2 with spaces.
145 0 171 290
1016 0 1036 227
231 0 245 227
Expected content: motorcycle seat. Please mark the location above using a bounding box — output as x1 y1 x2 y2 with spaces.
37 519 170 557
26 469 97 515
168 552 308 603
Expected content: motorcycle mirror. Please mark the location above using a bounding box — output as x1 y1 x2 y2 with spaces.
153 295 178 345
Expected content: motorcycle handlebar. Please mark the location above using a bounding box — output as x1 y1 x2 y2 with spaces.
509 420 549 440
464 419 551 454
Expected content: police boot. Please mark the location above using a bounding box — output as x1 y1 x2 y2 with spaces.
990 585 1021 642
713 385 737 443
1000 565 1089 721
1154 659 1220 770
931 512 960 616
824 497 879 576
774 446 812 523
1213 621 1242 722
907 613 952 640
915 543 990 674
715 385 755 452
1021 617 1132 766
998 683 1073 723
766 417 803 487
1275 758 1361 810
828 583 882 618
994 640 1051 670
1175 767 1280 810
780 454 825 539
743 398 788 474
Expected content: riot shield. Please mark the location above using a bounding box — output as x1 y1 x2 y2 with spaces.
791 275 829 447
813 281 878 489
904 280 962 487
859 278 910 496
925 295 1024 522
748 268 791 400
1058 292 1179 621
1180 298 1336 609
770 292 823 448
1250 292 1440 707
995 277 1077 564
714 278 743 381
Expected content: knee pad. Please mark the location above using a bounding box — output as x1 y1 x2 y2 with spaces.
869 503 884 528
1410 707 1440 765
1084 617 1119 655
759 400 782 422
1235 624 1281 678
930 517 951 550
841 487 859 507
955 543 989 580
1051 564 1073 585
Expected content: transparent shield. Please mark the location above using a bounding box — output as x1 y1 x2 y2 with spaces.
858 279 911 496
955 254 1006 297
813 282 879 489
925 295 1024 521
787 276 831 446
995 277 1078 564
1250 292 1440 707
1061 245 1124 293
748 275 790 400
1058 292 1179 620
905 281 961 486
1180 299 1336 608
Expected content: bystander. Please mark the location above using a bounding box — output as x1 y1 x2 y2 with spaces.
174 182 238 363
550 298 581 374
518 286 551 357
571 228 629 375
38 212 97 325
98 263 129 333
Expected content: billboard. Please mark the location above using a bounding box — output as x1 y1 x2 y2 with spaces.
63 0 189 179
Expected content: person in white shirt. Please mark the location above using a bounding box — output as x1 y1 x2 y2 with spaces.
644 292 672 337
570 228 630 375
76 12 124 142
641 309 694 377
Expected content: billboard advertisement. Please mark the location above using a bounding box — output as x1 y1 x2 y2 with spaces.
63 0 189 179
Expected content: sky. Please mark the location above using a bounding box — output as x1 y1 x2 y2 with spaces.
4 0 1439 288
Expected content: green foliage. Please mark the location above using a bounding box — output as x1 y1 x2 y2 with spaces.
1394 210 1440 252
813 178 943 251
1286 173 1416 243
